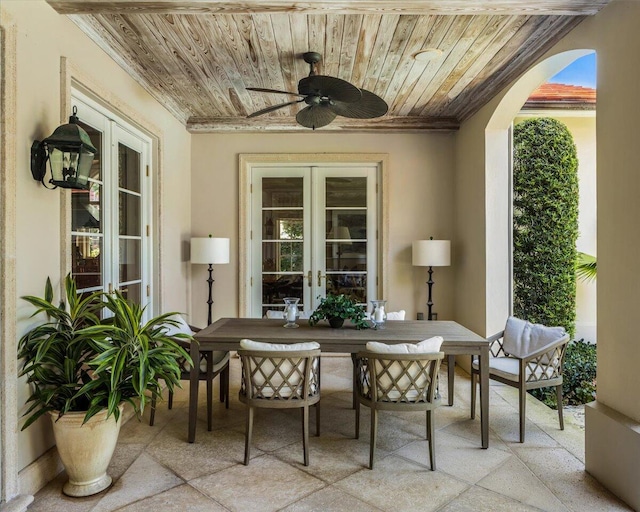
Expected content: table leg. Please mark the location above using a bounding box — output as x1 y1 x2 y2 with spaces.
447 355 455 406
188 341 200 443
479 346 490 449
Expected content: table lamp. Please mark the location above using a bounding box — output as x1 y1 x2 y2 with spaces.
191 235 230 325
412 238 451 320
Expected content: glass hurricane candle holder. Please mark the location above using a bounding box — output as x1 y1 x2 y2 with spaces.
370 300 387 330
283 297 300 328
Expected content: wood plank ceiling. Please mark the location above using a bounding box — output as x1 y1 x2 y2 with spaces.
48 1 608 132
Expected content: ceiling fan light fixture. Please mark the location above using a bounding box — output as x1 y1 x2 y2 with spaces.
413 48 443 63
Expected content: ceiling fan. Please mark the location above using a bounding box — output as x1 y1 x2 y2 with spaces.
246 52 388 129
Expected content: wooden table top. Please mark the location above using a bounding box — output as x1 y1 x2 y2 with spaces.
195 318 487 355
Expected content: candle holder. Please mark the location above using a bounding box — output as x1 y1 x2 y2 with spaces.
283 297 300 328
370 300 387 330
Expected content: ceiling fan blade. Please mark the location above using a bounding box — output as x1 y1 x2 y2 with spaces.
298 76 362 103
247 99 304 118
330 89 389 119
296 106 337 129
246 87 305 97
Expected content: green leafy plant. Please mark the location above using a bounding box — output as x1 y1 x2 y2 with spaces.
513 117 579 338
576 252 597 282
18 275 191 429
530 339 597 408
308 294 369 329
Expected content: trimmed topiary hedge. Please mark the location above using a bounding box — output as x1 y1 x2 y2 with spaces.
513 117 579 338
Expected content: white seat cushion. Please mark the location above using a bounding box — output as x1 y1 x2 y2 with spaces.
385 310 406 320
503 316 566 360
240 339 320 351
472 357 558 382
366 336 443 354
265 310 284 319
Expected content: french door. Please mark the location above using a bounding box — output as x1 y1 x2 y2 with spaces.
70 92 152 316
249 165 378 317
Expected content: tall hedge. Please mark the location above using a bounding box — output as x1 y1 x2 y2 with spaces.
513 118 578 337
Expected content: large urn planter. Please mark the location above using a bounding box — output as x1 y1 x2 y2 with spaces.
50 405 124 497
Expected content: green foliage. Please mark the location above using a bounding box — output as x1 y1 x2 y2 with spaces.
18 275 191 428
308 294 369 329
576 252 597 282
513 117 579 338
530 339 597 408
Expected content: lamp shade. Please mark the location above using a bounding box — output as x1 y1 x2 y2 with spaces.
191 237 230 264
412 240 451 267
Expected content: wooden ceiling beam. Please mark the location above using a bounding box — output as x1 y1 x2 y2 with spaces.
186 115 460 133
48 1 610 16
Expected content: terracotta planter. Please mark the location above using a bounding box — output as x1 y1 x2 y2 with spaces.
328 317 344 328
49 405 123 497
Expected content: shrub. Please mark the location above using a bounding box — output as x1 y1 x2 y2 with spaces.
513 118 579 338
530 339 597 408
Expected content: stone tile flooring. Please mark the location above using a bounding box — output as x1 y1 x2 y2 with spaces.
30 356 631 511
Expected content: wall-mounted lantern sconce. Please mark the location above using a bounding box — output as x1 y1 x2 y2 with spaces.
30 106 97 190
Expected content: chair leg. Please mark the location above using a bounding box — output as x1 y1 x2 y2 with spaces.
351 353 357 410
244 406 254 465
556 384 565 431
315 402 320 437
355 400 360 439
519 385 527 443
369 408 378 470
149 394 157 426
470 370 476 419
168 390 173 410
206 360 214 432
427 409 436 471
224 366 230 409
302 406 310 466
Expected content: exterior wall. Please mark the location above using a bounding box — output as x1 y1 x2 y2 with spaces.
456 1 640 507
1 0 192 499
190 132 456 328
514 113 597 342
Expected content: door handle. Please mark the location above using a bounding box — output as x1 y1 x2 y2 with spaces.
307 270 312 287
317 271 327 287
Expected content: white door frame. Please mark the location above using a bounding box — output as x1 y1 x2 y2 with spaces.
239 153 389 317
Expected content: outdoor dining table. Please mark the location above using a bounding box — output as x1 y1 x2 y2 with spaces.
191 318 490 448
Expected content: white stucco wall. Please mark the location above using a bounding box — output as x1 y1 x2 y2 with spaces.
190 132 456 328
1 0 192 485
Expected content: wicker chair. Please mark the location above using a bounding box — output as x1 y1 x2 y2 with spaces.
470 317 570 442
150 318 229 430
238 339 321 466
354 341 444 470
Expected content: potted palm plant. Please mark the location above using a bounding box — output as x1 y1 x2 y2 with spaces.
308 294 369 329
18 275 191 497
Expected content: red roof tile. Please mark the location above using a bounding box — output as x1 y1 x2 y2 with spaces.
523 83 596 109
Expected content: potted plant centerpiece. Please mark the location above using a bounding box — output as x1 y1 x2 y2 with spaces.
308 294 369 329
18 275 191 497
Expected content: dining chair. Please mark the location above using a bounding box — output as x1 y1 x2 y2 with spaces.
354 337 444 469
265 309 310 319
238 339 321 466
470 316 570 442
150 315 230 429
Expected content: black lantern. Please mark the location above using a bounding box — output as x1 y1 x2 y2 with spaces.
30 106 97 190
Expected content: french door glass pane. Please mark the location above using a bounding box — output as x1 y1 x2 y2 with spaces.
72 122 102 291
325 177 368 304
118 144 141 192
72 235 102 289
119 192 141 236
261 177 305 314
120 282 141 304
119 239 141 282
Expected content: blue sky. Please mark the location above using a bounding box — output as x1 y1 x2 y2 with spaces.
548 53 596 88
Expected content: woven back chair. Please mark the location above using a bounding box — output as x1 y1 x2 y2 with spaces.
470 317 570 442
150 321 229 430
238 342 321 466
354 350 444 469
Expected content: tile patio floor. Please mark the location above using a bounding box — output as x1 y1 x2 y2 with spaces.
30 356 631 512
